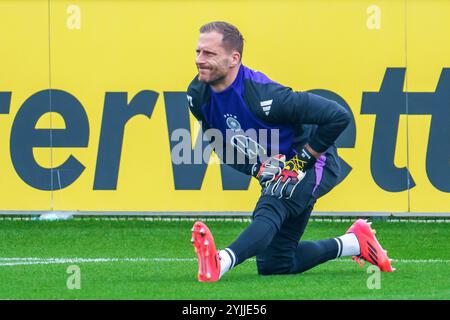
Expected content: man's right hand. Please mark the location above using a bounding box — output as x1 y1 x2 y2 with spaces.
252 154 309 199
252 154 286 187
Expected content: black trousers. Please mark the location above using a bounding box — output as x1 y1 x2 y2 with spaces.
228 156 341 275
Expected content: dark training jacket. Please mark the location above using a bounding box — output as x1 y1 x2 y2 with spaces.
186 64 350 177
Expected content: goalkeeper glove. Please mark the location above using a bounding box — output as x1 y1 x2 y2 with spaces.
260 146 317 199
251 154 286 187
284 146 317 173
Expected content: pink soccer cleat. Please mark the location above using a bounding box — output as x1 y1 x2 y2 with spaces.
191 221 221 282
346 219 394 272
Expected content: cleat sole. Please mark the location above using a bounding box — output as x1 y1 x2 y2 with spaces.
191 221 220 282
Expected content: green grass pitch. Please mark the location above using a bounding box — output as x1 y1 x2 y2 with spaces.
0 218 448 299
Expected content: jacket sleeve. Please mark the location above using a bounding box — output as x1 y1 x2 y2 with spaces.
266 85 351 153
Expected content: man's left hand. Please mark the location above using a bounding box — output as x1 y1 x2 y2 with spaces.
261 145 318 199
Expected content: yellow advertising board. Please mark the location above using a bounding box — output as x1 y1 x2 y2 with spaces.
0 0 448 213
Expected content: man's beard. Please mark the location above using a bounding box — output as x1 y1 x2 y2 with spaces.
198 69 227 85
206 74 226 86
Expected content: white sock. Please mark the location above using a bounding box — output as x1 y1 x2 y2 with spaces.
219 248 236 278
335 233 360 258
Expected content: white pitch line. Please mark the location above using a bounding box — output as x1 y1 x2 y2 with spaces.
0 257 193 262
0 257 448 267
334 259 450 264
0 257 194 266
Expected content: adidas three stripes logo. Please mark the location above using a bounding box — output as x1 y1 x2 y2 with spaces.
260 99 273 116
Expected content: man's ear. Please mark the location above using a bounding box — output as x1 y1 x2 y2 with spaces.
230 50 241 67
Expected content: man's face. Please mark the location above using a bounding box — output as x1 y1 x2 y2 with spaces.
196 31 233 84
